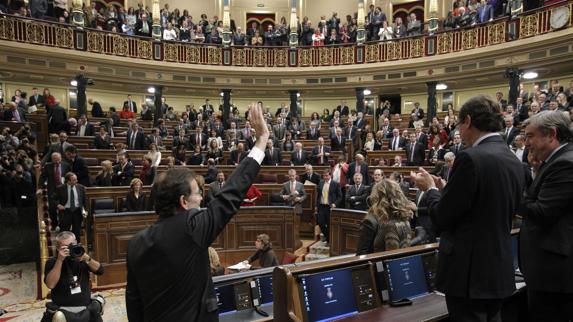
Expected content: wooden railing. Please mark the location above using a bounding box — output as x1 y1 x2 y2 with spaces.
1 1 571 68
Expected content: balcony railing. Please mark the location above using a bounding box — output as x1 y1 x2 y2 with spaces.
0 1 571 68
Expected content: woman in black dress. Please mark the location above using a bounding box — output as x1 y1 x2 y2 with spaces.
125 178 147 211
247 234 279 268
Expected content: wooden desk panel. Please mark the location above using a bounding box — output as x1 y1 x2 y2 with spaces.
330 209 367 256
91 207 299 288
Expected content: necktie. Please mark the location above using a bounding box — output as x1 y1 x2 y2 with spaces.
14 109 20 122
356 164 361 174
410 143 415 162
219 182 223 190
236 152 240 164
298 151 302 161
196 134 200 146
129 101 133 112
69 185 76 209
349 128 352 138
320 146 324 164
505 128 509 136
394 137 398 150
130 133 136 149
247 128 251 138
55 164 61 185
291 182 296 193
322 181 330 204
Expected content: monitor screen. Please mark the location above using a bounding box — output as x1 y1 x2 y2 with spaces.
384 254 429 302
215 284 237 315
257 275 274 304
299 268 359 322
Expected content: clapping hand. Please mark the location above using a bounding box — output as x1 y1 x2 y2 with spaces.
249 103 270 151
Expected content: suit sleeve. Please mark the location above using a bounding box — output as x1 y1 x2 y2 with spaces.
188 156 261 248
126 258 144 322
356 218 376 255
518 159 573 226
427 152 477 231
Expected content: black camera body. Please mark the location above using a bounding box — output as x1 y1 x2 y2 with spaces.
68 244 85 258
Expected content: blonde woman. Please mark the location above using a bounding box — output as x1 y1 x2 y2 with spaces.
95 160 114 186
125 178 146 211
208 247 224 276
355 179 416 255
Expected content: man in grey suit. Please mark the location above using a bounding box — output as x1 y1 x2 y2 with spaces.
345 173 369 211
55 173 87 240
206 171 225 204
407 13 421 36
38 152 71 230
272 117 287 143
280 169 307 215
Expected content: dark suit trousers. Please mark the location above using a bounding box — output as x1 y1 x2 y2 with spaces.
48 196 59 228
60 208 83 239
317 204 331 242
445 296 502 322
527 290 573 322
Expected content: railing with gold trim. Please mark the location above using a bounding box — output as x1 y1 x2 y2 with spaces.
0 0 571 68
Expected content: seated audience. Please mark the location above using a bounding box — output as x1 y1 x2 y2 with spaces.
205 139 223 165
139 156 156 185
95 160 113 186
346 173 369 211
146 142 162 167
112 152 134 186
186 145 203 166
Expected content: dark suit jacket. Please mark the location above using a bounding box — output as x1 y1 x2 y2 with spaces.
125 157 261 322
263 148 282 166
344 126 357 141
449 143 465 156
28 94 45 107
4 108 26 121
125 192 146 211
389 136 406 150
55 184 87 210
354 118 366 129
124 100 138 113
519 143 573 292
69 156 90 186
331 136 346 152
91 102 104 118
39 162 71 196
134 20 152 37
291 150 308 166
190 133 207 150
317 180 342 208
347 162 370 186
94 134 112 149
416 133 428 148
48 105 67 132
126 130 146 150
229 150 247 165
306 128 321 140
77 123 95 137
112 162 134 186
345 184 369 210
311 145 331 165
424 135 525 298
503 126 520 145
405 142 426 166
301 172 320 185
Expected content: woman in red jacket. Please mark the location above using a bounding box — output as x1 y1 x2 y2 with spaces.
241 184 262 207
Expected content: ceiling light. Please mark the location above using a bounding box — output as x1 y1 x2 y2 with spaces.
219 92 224 97
69 91 76 96
296 93 300 97
363 89 372 95
147 86 156 94
523 72 538 80
436 83 448 90
70 80 78 86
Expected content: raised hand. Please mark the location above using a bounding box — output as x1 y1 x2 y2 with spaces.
249 102 270 151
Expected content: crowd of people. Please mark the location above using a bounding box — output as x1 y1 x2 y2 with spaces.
0 0 544 45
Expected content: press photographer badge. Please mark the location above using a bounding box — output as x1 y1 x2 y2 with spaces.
70 276 82 294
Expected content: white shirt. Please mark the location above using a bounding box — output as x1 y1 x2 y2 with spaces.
514 147 525 161
163 29 177 41
65 185 79 209
332 164 342 183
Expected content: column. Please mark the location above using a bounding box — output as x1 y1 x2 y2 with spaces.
75 75 87 116
356 0 366 44
355 88 365 113
151 0 161 40
71 0 85 26
289 0 298 47
222 0 231 47
427 0 439 34
153 86 163 126
506 68 521 107
222 89 232 127
426 81 437 127
289 90 299 119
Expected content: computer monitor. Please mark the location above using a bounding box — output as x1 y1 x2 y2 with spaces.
298 267 359 322
215 284 237 315
384 254 430 302
256 275 274 305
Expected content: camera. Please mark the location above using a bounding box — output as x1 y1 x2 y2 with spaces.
68 244 85 258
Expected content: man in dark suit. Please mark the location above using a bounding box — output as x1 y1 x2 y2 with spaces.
64 146 90 187
126 124 146 150
411 102 425 121
206 171 225 204
503 116 520 146
449 133 465 156
125 103 269 322
280 169 307 215
354 112 366 130
389 128 406 150
55 173 87 240
316 169 342 244
512 134 528 163
291 143 308 166
4 102 26 122
190 127 207 151
344 120 357 142
112 153 134 186
334 100 349 117
89 99 104 118
76 114 95 137
94 127 113 149
172 132 189 150
496 91 508 110
48 101 69 134
518 111 573 321
414 95 525 321
306 123 321 140
124 94 137 113
437 152 455 181
331 128 346 152
379 117 393 138
414 127 428 148
263 140 282 166
230 143 248 165
28 87 44 107
312 137 331 166
345 173 369 210
38 152 71 230
405 133 426 166
347 154 370 186
134 14 152 37
301 164 320 185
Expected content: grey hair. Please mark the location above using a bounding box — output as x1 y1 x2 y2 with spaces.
444 152 455 162
56 231 76 246
523 111 573 143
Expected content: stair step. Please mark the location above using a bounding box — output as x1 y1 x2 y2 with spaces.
305 253 330 261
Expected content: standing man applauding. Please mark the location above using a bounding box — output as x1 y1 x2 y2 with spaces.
125 103 269 321
413 95 525 321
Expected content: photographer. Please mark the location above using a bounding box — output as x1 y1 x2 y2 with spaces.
42 231 104 322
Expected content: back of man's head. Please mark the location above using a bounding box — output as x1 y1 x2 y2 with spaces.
459 95 504 133
154 168 196 218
